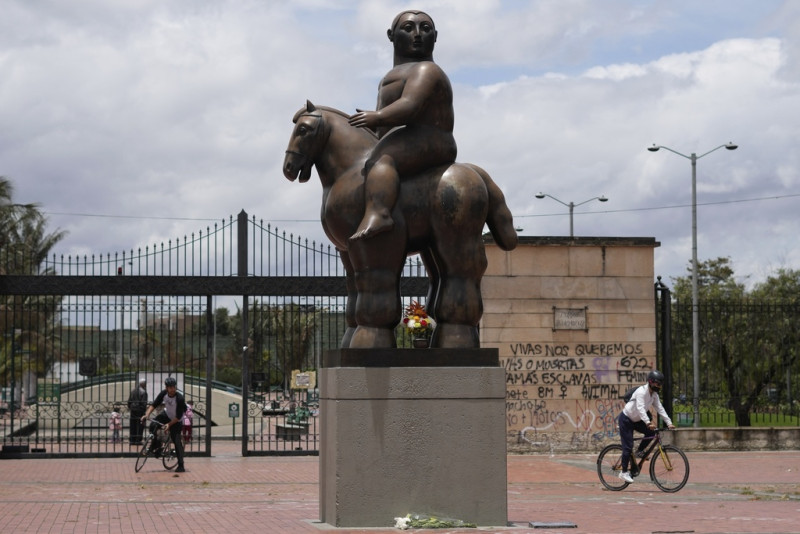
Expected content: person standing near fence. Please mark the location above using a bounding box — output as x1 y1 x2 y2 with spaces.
182 400 194 443
109 404 122 443
127 378 148 445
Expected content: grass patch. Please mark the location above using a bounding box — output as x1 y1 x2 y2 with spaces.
673 404 799 427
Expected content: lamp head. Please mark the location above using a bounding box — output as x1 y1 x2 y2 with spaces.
598 196 608 202
647 144 660 152
535 192 545 199
725 142 738 150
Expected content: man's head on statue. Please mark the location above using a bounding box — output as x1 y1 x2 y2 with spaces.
387 10 437 62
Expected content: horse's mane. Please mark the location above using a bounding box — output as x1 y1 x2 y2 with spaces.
293 103 379 141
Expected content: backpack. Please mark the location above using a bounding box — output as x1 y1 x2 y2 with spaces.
622 386 640 403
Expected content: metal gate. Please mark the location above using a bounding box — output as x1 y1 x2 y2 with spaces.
1 211 427 457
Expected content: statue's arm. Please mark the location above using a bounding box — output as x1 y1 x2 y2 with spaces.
375 63 440 126
349 63 442 130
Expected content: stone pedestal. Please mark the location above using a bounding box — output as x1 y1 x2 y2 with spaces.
319 349 507 528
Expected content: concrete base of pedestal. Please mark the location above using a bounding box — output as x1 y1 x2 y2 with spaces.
319 349 507 528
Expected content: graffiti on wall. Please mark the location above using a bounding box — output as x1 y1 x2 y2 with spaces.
503 342 653 452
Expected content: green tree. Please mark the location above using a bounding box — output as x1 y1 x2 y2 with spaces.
1 177 66 275
1 178 37 257
751 269 800 407
672 258 798 425
751 268 800 301
215 307 231 336
670 257 743 405
671 257 746 300
227 301 319 390
269 303 319 379
0 177 67 390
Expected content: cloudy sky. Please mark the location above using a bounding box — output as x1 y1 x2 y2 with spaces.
2 0 798 288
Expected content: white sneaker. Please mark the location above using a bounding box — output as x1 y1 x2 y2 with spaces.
618 471 634 483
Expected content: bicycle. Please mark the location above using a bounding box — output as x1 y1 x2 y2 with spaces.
134 420 180 472
596 428 689 492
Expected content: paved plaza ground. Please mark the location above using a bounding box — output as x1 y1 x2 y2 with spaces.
0 443 798 533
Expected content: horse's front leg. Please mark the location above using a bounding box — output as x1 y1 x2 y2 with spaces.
349 268 402 348
337 249 358 348
347 241 406 348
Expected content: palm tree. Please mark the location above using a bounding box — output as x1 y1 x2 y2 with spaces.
1 177 37 273
0 177 67 391
0 177 67 275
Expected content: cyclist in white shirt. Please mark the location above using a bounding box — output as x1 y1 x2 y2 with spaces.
617 370 675 483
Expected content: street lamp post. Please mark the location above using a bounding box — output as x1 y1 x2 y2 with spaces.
534 193 608 237
648 142 738 428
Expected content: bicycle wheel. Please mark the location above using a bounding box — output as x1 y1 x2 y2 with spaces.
649 444 690 492
135 434 154 472
597 444 629 490
162 436 179 470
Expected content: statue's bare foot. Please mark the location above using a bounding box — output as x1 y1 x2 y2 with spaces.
350 212 394 241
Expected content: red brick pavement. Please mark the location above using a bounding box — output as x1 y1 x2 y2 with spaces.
0 443 798 533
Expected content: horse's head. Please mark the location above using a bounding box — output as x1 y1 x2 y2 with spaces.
283 100 327 183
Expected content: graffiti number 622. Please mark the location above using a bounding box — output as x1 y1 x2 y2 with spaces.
620 355 648 369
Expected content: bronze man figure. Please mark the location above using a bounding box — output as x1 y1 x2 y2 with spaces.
348 10 457 241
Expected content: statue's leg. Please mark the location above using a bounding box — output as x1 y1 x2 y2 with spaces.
429 171 489 349
419 248 440 321
338 249 358 348
347 239 405 348
350 155 398 241
428 242 487 348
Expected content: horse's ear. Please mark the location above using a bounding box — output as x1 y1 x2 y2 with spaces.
306 100 317 112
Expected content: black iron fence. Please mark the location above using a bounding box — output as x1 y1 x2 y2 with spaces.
657 287 800 427
1 211 428 457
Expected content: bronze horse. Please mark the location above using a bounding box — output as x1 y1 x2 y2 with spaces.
283 101 517 349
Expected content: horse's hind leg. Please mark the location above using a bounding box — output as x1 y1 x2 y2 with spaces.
430 232 488 348
419 248 440 320
428 168 491 349
429 233 487 349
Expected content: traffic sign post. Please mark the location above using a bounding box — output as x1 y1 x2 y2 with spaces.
229 403 240 439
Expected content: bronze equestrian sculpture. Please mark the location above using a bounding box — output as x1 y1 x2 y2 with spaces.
282 10 517 349
283 102 517 349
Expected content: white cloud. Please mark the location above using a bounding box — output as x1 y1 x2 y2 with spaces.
584 63 647 81
1 0 798 288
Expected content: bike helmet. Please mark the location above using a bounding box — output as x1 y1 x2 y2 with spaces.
647 370 664 392
164 377 177 387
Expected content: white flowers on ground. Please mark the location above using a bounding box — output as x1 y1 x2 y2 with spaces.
394 516 411 530
393 513 476 529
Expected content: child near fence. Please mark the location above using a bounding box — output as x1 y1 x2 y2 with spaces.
109 404 122 443
182 400 194 442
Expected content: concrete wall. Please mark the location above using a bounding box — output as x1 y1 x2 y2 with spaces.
481 237 800 453
673 427 800 451
482 236 661 453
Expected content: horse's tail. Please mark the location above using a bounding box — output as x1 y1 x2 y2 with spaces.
466 164 518 251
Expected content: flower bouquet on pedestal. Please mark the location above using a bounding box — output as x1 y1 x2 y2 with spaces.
403 300 435 348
